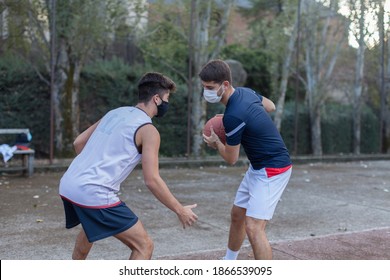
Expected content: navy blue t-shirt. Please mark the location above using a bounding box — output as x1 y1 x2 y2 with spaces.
223 87 291 170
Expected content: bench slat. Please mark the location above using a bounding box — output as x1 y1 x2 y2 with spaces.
0 128 30 134
13 150 35 155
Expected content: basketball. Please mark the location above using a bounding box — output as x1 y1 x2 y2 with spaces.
203 114 226 144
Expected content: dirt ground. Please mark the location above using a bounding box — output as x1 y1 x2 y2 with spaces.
0 159 390 259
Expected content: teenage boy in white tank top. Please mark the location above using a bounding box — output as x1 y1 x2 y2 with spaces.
59 72 198 260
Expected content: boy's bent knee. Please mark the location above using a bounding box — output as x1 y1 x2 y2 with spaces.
245 217 268 235
132 236 154 259
230 205 246 223
143 236 154 256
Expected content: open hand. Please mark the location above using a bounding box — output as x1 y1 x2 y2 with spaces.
177 204 198 229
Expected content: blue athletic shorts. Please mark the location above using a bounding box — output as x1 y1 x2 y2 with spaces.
61 198 139 243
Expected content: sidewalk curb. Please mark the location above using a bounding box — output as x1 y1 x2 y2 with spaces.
24 153 390 174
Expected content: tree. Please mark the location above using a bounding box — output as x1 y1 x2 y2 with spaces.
190 0 235 157
240 0 301 131
347 0 384 155
349 0 366 155
3 0 144 155
273 3 300 132
378 0 389 153
386 4 390 153
141 0 234 157
300 0 347 155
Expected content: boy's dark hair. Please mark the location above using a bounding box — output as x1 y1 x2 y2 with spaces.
198 59 232 84
137 72 176 103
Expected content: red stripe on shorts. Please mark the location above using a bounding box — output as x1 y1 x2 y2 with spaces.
265 165 292 178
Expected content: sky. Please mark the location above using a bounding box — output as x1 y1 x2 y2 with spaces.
338 0 390 48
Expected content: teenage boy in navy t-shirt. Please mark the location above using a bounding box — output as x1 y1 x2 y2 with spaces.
200 59 292 260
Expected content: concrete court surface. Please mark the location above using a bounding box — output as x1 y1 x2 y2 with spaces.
0 159 389 260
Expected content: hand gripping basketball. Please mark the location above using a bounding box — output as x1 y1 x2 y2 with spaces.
203 114 226 145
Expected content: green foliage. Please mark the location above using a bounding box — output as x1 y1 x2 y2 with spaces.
1 0 31 53
321 104 379 154
237 0 300 97
0 53 30 76
242 0 298 50
79 58 189 157
281 102 380 155
280 102 311 154
0 53 382 157
79 57 143 127
0 54 190 157
80 57 190 157
0 53 378 157
220 44 272 97
0 54 50 156
153 83 189 157
360 106 380 153
321 104 354 154
138 6 189 82
134 0 192 156
54 0 131 57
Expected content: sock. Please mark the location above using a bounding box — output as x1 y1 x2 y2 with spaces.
223 248 239 260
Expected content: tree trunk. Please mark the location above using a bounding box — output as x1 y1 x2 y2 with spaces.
274 20 298 131
62 58 82 154
53 37 68 152
386 111 390 153
304 17 322 156
71 62 81 145
211 0 234 58
190 0 234 157
386 20 390 153
310 104 322 156
190 0 211 158
379 1 386 153
352 0 366 155
301 0 345 156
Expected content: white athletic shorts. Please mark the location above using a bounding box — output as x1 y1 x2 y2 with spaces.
234 164 292 220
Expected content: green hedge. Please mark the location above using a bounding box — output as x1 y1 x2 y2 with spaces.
0 55 381 158
279 103 311 155
80 59 190 157
0 54 50 156
79 58 141 127
280 102 380 155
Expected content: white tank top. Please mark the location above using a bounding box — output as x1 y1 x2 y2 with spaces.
59 106 152 207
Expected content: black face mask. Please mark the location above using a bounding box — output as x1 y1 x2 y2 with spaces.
156 100 169 118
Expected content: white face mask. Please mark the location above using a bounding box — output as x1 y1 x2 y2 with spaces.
203 85 224 103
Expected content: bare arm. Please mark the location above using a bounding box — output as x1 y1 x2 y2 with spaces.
203 127 240 165
137 124 198 228
262 96 276 112
73 120 100 155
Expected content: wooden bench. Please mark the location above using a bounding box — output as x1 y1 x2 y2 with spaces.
0 128 35 177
